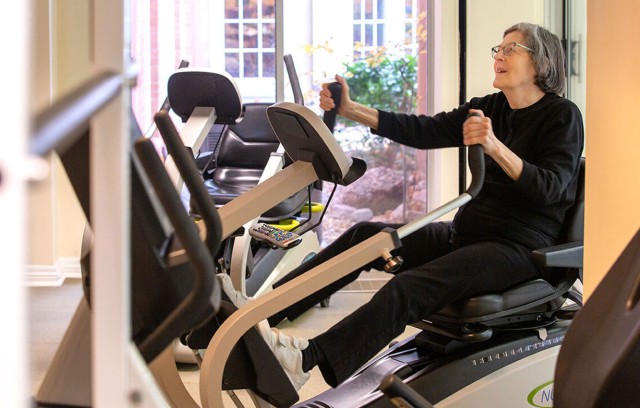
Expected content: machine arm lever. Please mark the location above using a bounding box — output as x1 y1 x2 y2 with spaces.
380 374 435 408
134 138 220 362
154 110 223 256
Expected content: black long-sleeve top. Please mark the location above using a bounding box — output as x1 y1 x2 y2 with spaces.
373 92 584 250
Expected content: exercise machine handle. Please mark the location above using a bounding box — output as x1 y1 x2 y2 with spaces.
464 112 485 198
323 81 342 133
379 374 434 408
154 110 223 257
133 137 220 362
466 144 484 198
31 71 122 157
283 54 304 105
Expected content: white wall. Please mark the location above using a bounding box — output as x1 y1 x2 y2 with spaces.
426 0 458 212
28 0 89 285
466 0 545 99
282 0 314 102
28 0 55 269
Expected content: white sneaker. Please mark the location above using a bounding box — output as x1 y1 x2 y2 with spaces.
256 322 310 391
216 273 310 390
216 273 252 308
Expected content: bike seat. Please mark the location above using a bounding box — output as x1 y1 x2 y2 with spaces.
201 102 310 221
415 158 585 344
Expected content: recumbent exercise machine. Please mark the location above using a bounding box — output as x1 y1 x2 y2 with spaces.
149 70 584 407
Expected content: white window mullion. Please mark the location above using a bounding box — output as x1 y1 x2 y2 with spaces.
257 0 263 78
209 0 226 72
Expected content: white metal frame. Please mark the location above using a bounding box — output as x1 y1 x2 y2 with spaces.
1 1 29 406
91 1 168 406
91 0 133 405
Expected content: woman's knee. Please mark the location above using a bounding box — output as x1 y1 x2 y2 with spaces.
381 273 415 300
369 273 429 325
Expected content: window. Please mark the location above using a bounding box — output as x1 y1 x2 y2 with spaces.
403 0 420 56
223 0 275 79
353 0 386 59
300 1 427 244
129 0 429 246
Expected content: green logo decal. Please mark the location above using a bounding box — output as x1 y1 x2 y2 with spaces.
527 380 554 407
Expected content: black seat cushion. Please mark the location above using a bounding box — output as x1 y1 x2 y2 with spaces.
424 158 585 329
204 102 307 221
203 175 309 221
434 279 558 321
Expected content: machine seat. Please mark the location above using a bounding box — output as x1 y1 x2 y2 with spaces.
201 102 310 222
415 158 585 344
413 275 575 344
434 278 567 322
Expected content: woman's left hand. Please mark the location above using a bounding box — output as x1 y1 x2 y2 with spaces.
463 109 499 156
463 109 523 180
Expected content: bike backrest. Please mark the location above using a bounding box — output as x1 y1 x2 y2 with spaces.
558 157 585 244
216 102 282 170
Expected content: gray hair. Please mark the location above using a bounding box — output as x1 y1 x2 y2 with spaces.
504 23 566 95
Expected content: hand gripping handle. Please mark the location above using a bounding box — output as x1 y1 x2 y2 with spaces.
322 82 342 133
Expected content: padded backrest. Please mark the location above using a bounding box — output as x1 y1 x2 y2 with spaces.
216 102 280 169
559 157 585 243
167 69 243 124
231 103 279 143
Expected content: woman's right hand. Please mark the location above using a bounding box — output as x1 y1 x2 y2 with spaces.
319 74 351 117
319 74 380 129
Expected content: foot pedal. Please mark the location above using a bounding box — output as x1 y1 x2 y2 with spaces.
248 223 303 250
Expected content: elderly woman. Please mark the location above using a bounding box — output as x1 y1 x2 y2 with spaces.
221 22 584 391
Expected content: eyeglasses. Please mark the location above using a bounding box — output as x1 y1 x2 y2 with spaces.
491 42 534 58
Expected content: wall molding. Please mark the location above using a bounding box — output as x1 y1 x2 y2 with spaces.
26 257 81 286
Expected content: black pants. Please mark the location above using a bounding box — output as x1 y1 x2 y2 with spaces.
270 221 545 387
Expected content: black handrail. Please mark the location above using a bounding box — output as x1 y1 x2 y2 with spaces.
323 82 342 133
134 138 220 361
31 71 122 156
380 374 435 408
154 110 223 257
283 54 304 105
466 144 484 198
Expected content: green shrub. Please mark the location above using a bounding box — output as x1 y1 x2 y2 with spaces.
337 53 418 168
343 53 418 116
